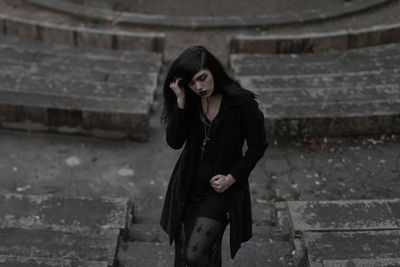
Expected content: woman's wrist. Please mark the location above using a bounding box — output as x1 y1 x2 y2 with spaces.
177 97 185 109
226 174 236 186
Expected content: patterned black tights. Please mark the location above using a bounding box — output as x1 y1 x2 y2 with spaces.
184 217 226 267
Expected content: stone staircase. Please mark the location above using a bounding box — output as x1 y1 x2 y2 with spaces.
0 192 134 266
0 35 162 141
278 199 400 266
230 43 400 139
118 223 294 266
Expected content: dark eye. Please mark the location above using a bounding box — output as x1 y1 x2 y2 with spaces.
198 74 207 81
188 81 195 87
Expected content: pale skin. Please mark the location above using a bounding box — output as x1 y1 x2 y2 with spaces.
169 69 236 193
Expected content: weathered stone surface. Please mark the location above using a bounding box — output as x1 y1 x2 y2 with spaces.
0 35 163 64
24 0 392 29
0 228 119 266
75 28 113 49
305 231 400 267
1 13 165 52
118 242 174 267
5 17 38 39
231 43 400 138
287 200 399 235
224 240 293 266
0 193 131 232
385 200 400 226
116 32 165 53
38 23 75 45
0 256 107 267
118 239 293 267
230 23 400 54
0 35 162 140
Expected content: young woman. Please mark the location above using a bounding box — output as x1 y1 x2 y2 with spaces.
160 46 267 266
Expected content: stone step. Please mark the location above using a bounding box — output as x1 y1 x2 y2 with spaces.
0 73 154 101
0 256 107 267
0 36 162 140
0 13 164 52
231 43 400 69
230 22 400 54
285 199 400 237
0 35 162 64
0 193 133 234
117 242 174 267
0 227 119 266
128 223 284 243
0 44 162 76
231 44 400 138
232 54 400 76
23 0 392 29
240 71 400 91
117 239 293 267
304 230 400 267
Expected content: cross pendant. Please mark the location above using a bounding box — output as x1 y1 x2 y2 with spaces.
200 137 209 160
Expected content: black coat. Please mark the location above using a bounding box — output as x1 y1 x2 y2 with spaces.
160 93 267 263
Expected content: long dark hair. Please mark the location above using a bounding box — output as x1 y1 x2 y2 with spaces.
161 45 254 125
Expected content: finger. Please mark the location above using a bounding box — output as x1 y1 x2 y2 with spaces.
210 175 223 182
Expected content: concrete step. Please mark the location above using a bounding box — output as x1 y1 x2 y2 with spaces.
122 223 294 266
117 239 293 267
0 193 133 234
0 35 162 140
230 22 400 54
231 44 400 138
280 199 400 266
0 12 165 52
305 231 400 267
0 227 119 266
0 35 162 63
0 255 107 267
231 43 400 66
285 199 400 237
22 0 392 29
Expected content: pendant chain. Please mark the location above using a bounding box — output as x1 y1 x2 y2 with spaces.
200 98 212 161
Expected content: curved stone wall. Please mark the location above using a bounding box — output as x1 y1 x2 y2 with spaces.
24 0 394 29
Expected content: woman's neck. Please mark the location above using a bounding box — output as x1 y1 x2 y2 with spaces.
201 94 222 121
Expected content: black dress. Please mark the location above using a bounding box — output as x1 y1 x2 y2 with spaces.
184 105 228 225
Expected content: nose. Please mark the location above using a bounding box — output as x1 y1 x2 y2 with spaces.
194 81 202 91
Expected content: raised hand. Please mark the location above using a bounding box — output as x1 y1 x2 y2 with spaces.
169 77 186 109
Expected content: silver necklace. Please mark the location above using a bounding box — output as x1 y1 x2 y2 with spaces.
200 98 212 161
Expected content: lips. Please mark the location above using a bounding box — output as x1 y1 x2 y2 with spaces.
199 91 207 96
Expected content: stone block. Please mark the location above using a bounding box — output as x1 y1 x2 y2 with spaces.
231 36 277 54
5 18 38 39
0 256 107 267
75 28 113 49
0 193 131 232
287 200 398 235
38 23 75 45
312 34 348 52
117 32 165 52
0 228 119 266
305 231 400 267
118 242 174 267
0 16 5 34
277 38 314 53
348 30 382 49
379 27 400 44
82 109 149 141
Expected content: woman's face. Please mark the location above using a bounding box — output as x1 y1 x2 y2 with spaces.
188 69 215 98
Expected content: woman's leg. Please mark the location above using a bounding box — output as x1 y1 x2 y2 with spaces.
184 216 226 267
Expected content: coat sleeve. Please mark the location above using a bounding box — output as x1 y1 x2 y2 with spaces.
230 97 267 181
166 106 188 150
